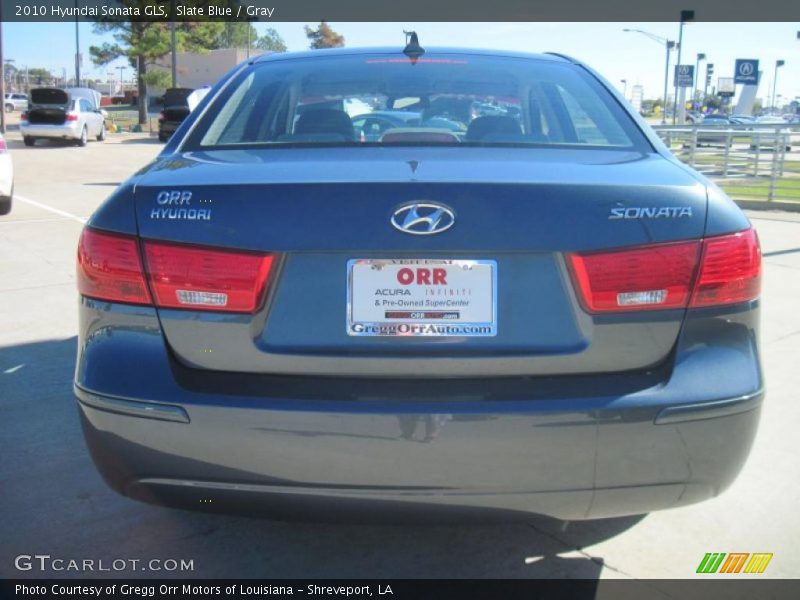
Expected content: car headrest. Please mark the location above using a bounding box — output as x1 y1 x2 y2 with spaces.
295 109 354 140
465 116 522 141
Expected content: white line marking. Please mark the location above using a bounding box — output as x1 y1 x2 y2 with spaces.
13 194 87 224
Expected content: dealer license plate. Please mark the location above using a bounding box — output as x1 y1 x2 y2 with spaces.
347 259 497 337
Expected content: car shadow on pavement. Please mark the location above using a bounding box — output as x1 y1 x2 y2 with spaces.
1 336 643 580
118 137 162 145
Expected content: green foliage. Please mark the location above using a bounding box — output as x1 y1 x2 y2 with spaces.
256 28 287 52
88 1 230 123
304 21 345 49
215 22 258 48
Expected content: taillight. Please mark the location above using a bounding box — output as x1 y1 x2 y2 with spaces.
143 242 274 313
20 112 28 121
77 229 275 313
158 112 166 122
568 241 701 312
691 228 761 307
77 229 152 305
65 113 79 121
0 137 7 152
567 228 761 313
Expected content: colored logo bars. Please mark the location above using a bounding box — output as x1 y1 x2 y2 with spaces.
696 552 773 574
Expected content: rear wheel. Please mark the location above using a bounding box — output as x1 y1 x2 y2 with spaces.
23 136 35 147
0 186 12 215
97 123 106 142
77 126 88 147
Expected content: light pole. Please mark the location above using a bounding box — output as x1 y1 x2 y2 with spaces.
771 60 785 114
620 79 627 100
703 63 714 106
672 10 695 125
170 0 176 88
694 53 706 105
74 0 80 86
623 28 676 125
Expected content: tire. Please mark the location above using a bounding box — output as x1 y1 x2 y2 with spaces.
23 136 35 147
77 126 88 147
5 103 13 112
96 123 106 142
0 186 12 216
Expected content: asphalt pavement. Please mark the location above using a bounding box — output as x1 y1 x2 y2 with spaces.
1 122 799 581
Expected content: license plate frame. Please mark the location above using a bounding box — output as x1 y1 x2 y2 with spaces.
347 258 497 337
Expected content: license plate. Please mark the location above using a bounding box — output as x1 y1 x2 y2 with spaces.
347 259 497 337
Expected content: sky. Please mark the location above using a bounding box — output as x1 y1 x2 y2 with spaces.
3 21 799 104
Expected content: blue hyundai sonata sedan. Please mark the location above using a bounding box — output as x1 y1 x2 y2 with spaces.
74 46 763 520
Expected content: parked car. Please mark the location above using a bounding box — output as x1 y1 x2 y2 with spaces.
20 88 105 146
695 113 733 146
158 88 193 142
75 47 763 521
0 132 13 215
751 116 792 152
4 93 28 112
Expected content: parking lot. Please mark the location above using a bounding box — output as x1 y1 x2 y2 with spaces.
1 122 799 581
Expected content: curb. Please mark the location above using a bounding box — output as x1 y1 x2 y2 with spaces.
733 199 800 213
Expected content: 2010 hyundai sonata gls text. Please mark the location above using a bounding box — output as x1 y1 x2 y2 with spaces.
74 47 763 521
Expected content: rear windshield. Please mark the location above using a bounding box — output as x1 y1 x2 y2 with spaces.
185 53 649 151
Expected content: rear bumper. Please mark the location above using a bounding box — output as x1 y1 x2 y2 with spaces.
75 299 764 520
20 122 81 139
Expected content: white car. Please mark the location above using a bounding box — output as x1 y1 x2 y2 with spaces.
0 132 13 215
4 93 28 112
20 88 105 147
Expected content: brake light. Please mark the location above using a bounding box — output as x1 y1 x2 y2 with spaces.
567 228 761 313
20 112 28 121
0 137 7 152
65 113 79 121
143 242 274 313
568 241 701 312
77 229 152 305
158 112 166 122
691 229 761 307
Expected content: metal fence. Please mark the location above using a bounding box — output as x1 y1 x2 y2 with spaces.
653 125 800 203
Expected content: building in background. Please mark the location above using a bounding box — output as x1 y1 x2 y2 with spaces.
148 48 268 100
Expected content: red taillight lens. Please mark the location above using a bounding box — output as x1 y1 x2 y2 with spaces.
77 229 152 305
691 229 761 307
65 113 79 121
143 242 274 313
0 137 7 152
158 112 166 122
568 241 701 313
567 228 761 313
20 112 28 121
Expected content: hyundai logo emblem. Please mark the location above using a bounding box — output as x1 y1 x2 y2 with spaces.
391 202 455 235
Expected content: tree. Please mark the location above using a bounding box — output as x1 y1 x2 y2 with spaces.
27 68 53 85
304 21 344 49
89 1 225 124
256 28 287 53
215 22 258 49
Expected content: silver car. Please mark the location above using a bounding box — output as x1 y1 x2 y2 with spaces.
20 88 105 147
4 93 28 112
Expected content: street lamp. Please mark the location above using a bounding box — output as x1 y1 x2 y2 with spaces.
623 28 676 125
672 10 695 124
620 79 627 100
694 53 706 105
771 60 785 114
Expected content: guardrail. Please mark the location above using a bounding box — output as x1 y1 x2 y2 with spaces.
652 124 799 203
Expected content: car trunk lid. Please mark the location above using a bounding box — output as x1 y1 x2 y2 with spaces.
132 146 707 377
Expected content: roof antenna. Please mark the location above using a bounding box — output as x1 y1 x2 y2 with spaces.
403 31 425 64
